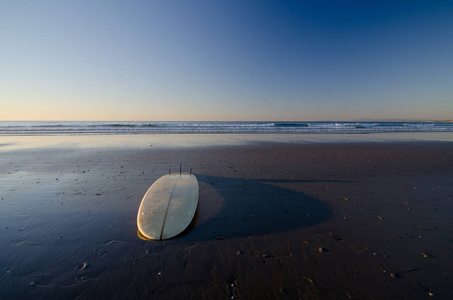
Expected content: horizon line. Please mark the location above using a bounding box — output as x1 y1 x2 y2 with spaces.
1 119 452 123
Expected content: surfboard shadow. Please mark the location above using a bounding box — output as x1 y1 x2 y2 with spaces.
177 174 346 241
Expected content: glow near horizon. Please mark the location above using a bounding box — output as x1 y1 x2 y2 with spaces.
1 1 452 121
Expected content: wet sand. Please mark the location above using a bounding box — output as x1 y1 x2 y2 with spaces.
1 138 453 299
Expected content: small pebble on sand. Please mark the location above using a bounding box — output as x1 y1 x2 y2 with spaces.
318 247 330 253
390 272 401 278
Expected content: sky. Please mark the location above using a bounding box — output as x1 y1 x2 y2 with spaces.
1 0 452 121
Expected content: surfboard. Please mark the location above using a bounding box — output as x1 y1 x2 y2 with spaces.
137 173 199 240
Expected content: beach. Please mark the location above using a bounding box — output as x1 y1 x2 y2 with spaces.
1 135 452 299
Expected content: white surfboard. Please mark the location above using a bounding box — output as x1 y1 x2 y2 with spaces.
137 173 199 240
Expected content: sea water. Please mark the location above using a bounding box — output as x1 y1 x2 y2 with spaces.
1 120 452 135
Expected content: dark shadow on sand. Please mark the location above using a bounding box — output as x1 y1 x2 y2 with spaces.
177 175 349 241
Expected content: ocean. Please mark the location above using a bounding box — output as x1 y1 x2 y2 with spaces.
0 120 452 135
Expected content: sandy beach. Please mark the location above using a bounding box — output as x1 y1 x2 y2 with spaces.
1 136 452 299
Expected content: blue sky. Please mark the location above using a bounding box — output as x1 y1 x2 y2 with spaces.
1 0 452 121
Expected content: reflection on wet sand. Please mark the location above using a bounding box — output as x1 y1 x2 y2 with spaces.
1 132 453 152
